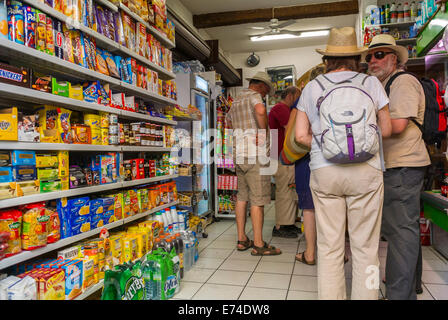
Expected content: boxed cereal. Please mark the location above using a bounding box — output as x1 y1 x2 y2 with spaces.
0 107 18 141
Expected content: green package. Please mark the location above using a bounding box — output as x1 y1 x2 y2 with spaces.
40 179 61 193
101 262 145 300
51 78 70 97
37 167 59 180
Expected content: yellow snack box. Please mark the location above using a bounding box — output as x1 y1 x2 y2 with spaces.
82 256 96 290
57 151 69 177
0 107 18 141
60 175 69 190
109 234 123 266
36 154 58 168
69 84 83 100
122 235 138 263
35 105 60 143
84 114 101 129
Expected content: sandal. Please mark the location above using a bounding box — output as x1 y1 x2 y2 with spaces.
295 251 316 265
237 237 254 251
251 242 282 256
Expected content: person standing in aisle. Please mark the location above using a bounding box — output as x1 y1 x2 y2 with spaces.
269 86 301 238
365 34 430 300
295 27 392 299
226 71 282 256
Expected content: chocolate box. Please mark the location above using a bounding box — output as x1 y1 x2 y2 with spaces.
0 63 30 88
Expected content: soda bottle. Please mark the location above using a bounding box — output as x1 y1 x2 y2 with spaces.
441 173 448 197
174 233 184 278
397 3 404 22
403 2 410 21
391 3 397 23
165 238 174 253
153 238 165 252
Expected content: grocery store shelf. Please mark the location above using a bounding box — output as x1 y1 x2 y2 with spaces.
0 200 178 270
122 175 178 188
120 146 173 152
215 213 236 218
0 142 122 151
0 175 178 210
378 21 415 28
119 81 177 106
94 0 118 12
119 3 175 49
119 110 176 125
75 280 104 300
396 37 417 44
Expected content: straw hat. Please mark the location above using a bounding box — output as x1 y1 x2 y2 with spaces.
246 71 275 95
316 27 368 57
364 34 409 64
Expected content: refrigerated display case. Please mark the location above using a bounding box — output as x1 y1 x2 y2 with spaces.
174 72 213 218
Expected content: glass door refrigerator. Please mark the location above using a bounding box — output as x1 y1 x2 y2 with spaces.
175 72 213 217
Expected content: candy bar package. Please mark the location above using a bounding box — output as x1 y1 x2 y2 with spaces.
62 24 74 63
53 18 64 59
97 83 110 106
7 0 24 45
83 35 95 70
31 71 52 92
104 8 115 42
83 81 99 103
113 11 124 46
0 62 30 88
45 16 55 55
35 9 46 52
120 10 134 51
71 30 86 67
102 50 119 78
22 6 35 48
71 0 82 22
95 5 109 38
95 48 109 76
135 22 146 58
83 0 96 31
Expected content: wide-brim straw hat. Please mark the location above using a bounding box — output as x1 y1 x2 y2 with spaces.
363 34 409 64
246 71 275 96
316 27 368 57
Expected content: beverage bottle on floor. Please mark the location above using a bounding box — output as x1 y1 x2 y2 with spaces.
145 258 162 300
174 233 184 278
170 207 178 232
191 231 199 263
182 232 192 271
153 238 165 252
177 210 185 232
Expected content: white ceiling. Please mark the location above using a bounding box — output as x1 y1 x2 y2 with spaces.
179 0 358 53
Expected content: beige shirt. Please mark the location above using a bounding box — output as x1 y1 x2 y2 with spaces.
226 88 270 160
382 70 431 169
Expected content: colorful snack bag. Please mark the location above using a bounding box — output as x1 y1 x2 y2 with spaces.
113 11 124 46
0 208 22 257
120 10 134 51
53 0 62 12
53 18 64 59
20 202 49 251
102 50 119 78
0 0 8 40
136 22 146 57
44 0 53 8
62 24 74 63
71 30 86 67
95 5 108 37
96 48 109 75
35 9 46 52
22 6 35 48
7 0 24 45
46 207 60 244
58 107 72 144
83 35 95 70
45 16 54 55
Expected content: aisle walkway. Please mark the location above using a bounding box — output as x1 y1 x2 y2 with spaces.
173 202 448 300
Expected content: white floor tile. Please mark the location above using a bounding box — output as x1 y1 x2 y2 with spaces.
208 240 238 250
269 243 298 253
182 268 216 283
289 275 318 292
227 250 262 262
294 262 318 276
255 261 294 274
192 283 244 300
422 259 448 272
270 237 300 245
287 290 318 300
425 284 448 300
417 284 435 300
173 281 203 299
193 257 225 269
216 234 238 241
247 272 291 290
421 271 448 285
220 258 259 272
422 248 443 261
207 270 252 286
261 252 297 263
200 248 234 259
239 287 287 300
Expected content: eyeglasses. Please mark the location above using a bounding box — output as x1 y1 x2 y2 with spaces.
365 51 395 63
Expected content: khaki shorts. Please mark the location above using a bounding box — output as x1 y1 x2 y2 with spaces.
235 162 271 207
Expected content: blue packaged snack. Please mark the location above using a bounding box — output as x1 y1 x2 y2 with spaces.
102 50 119 78
102 209 115 224
22 6 35 48
125 57 134 85
0 166 13 182
7 0 24 45
83 81 99 102
13 165 36 181
57 196 90 221
89 198 104 217
71 220 91 236
90 214 104 229
83 36 95 70
12 150 36 166
97 82 110 106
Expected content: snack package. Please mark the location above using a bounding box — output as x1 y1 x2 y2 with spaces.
95 5 109 38
97 82 110 105
113 11 123 45
7 0 24 45
53 0 62 12
20 202 49 251
82 35 95 70
95 48 109 75
102 50 119 78
58 107 72 144
82 80 99 102
62 24 73 63
46 207 60 243
22 6 35 48
35 105 60 143
0 208 21 257
71 123 91 144
0 0 8 40
83 0 96 31
7 276 37 300
35 9 46 52
135 22 146 57
53 18 64 59
71 30 86 67
44 0 53 9
120 10 134 51
104 8 115 42
45 16 54 55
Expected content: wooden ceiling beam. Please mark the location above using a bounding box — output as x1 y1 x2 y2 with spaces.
193 0 359 29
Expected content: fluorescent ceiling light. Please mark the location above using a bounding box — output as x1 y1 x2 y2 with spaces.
250 34 299 41
250 30 329 42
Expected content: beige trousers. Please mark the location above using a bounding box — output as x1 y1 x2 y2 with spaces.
310 162 384 300
274 161 297 225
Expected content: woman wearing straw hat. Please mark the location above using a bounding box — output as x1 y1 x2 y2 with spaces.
294 27 392 299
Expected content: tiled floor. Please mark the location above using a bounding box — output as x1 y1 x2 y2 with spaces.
173 202 448 300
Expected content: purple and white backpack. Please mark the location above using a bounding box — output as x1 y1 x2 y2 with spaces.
314 73 380 164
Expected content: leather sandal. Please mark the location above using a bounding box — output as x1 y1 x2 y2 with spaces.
295 251 316 265
237 237 254 251
251 242 282 256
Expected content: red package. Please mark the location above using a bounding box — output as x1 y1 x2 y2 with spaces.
0 209 22 258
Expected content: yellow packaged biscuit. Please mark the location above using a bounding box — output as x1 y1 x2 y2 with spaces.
82 256 96 290
21 203 49 251
109 234 123 266
35 105 60 143
57 151 69 177
0 107 18 141
122 235 138 263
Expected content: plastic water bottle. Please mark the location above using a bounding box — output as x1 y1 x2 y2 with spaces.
170 207 178 232
397 3 404 22
410 1 417 21
403 2 410 22
181 232 192 271
391 3 397 23
147 259 162 300
165 208 173 230
177 210 185 232
160 210 168 231
154 211 163 229
191 231 199 264
174 233 184 279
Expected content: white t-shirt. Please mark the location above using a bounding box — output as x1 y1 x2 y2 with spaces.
296 71 389 171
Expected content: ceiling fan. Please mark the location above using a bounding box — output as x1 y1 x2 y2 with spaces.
249 18 299 36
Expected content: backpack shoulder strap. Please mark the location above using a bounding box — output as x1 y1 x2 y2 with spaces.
384 71 418 96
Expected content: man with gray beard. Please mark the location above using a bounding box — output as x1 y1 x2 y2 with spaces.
365 34 430 300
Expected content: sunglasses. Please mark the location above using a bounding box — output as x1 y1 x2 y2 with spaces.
365 51 395 63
